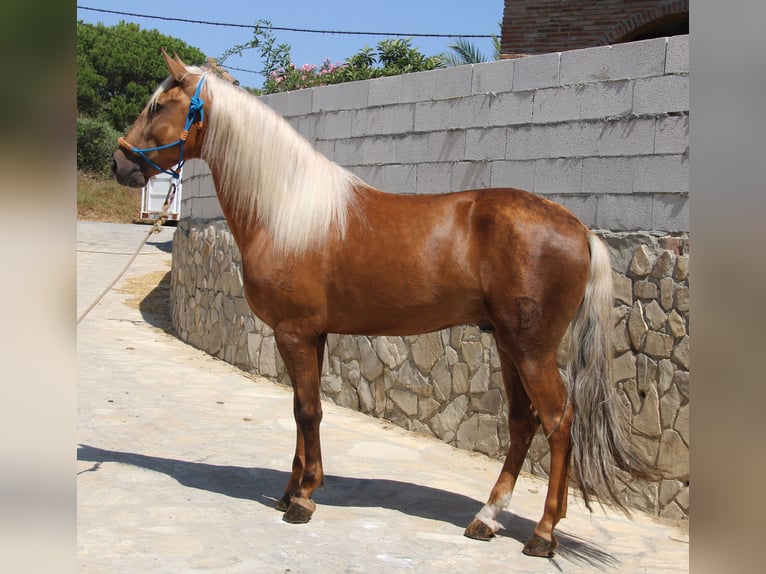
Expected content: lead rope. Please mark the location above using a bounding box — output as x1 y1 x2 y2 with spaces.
76 180 176 326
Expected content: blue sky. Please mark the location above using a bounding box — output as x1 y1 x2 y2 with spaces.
77 1 503 88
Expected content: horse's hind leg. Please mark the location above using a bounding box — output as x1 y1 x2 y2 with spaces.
513 351 574 557
465 345 539 541
275 325 327 523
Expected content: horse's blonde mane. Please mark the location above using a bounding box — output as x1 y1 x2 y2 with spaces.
194 70 360 255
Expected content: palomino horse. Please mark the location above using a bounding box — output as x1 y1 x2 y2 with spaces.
113 51 653 557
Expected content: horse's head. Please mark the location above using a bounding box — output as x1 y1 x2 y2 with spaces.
112 50 207 187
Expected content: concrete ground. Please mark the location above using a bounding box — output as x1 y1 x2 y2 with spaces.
77 221 689 573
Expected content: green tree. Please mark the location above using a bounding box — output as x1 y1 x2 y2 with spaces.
442 24 502 66
77 20 206 131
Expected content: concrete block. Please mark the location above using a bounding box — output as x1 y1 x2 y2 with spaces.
322 110 353 140
401 69 437 103
513 52 560 91
364 164 417 194
596 194 653 230
651 193 689 232
313 140 335 162
533 85 581 124
394 131 465 164
260 92 288 116
465 128 507 161
550 194 598 228
311 83 343 112
559 45 610 85
333 138 364 166
471 58 514 95
597 118 655 156
295 113 322 143
433 64 474 100
665 35 689 74
582 157 635 194
340 80 370 110
609 38 667 80
487 91 534 126
368 75 402 107
634 155 688 194
507 123 601 160
654 115 689 155
533 158 583 195
415 98 478 131
633 75 689 115
579 80 633 120
286 88 312 116
452 161 491 192
489 160 535 190
351 104 414 137
416 162 452 195
359 136 396 165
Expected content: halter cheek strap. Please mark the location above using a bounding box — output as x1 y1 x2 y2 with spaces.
118 76 206 179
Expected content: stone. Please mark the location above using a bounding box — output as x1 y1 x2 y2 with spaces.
659 277 675 311
429 395 469 442
667 310 686 339
456 414 479 450
259 336 279 378
358 337 384 381
629 245 654 277
672 335 690 370
628 301 648 350
418 397 441 420
357 380 374 414
389 388 418 417
374 337 408 369
247 332 262 363
470 388 504 415
674 254 689 281
643 300 667 330
338 381 360 410
658 359 674 395
614 318 631 354
659 479 681 507
675 285 689 312
657 429 689 481
388 361 432 397
633 384 661 438
620 379 640 414
469 364 491 393
460 341 484 372
636 354 657 392
412 332 444 373
675 402 690 445
651 250 675 278
673 370 689 400
644 331 674 359
451 363 470 395
321 374 343 395
659 384 681 429
634 280 659 300
372 379 387 417
613 352 636 383
475 415 500 457
341 360 361 388
427 357 451 402
613 273 633 305
631 433 660 467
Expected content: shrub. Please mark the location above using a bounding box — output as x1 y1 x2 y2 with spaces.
77 116 120 176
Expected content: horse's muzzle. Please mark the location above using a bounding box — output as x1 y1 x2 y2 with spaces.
112 149 147 188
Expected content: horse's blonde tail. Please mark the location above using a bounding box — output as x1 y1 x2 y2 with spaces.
567 232 656 514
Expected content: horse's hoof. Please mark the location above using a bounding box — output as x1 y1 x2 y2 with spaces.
282 497 316 524
522 532 558 557
464 518 496 541
275 494 291 512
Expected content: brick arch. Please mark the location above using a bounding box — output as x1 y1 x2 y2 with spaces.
602 0 689 45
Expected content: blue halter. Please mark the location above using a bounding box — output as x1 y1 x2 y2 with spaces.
118 76 206 179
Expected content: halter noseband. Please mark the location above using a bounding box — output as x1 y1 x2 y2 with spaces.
117 76 206 179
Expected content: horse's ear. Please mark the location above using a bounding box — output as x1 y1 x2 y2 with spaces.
161 47 187 82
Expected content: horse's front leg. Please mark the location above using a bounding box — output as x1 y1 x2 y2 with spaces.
275 324 326 523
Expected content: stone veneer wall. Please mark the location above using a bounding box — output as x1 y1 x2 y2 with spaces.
170 223 689 519
170 37 689 518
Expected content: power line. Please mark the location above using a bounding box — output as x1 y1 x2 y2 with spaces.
77 5 494 39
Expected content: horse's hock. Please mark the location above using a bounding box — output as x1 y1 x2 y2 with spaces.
169 36 689 520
